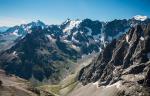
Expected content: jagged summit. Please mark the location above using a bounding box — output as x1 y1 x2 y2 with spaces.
133 15 148 21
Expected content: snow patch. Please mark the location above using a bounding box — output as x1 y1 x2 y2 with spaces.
99 47 102 52
100 33 105 42
12 51 17 56
41 26 44 30
12 51 16 55
93 81 99 88
27 30 32 34
73 31 78 36
126 35 129 42
71 44 80 51
100 33 106 47
28 25 32 29
12 29 20 36
72 36 79 43
140 37 144 41
106 81 122 89
86 42 89 46
80 31 84 34
134 15 148 21
47 35 52 40
63 39 71 44
46 35 55 42
24 25 32 33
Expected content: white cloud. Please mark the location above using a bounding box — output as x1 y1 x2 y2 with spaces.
0 17 30 27
0 17 63 27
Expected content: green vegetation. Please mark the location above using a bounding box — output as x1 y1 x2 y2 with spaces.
38 85 61 96
37 73 78 96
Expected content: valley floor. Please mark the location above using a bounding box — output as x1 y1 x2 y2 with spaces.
68 83 122 96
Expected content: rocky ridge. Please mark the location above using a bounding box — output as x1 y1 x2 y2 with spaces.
0 16 150 84
78 24 150 96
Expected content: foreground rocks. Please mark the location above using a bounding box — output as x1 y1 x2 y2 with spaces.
0 69 55 96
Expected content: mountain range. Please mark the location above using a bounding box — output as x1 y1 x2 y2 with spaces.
0 15 150 96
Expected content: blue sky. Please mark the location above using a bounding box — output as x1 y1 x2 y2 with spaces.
0 0 150 26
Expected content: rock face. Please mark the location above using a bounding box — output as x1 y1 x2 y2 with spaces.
60 19 103 54
0 18 129 82
78 24 150 95
0 26 78 83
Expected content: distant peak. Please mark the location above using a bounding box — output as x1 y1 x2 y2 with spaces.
133 15 148 21
28 20 46 27
62 19 81 28
32 20 44 24
64 19 80 23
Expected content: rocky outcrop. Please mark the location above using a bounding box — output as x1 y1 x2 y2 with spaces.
0 69 40 96
78 24 150 95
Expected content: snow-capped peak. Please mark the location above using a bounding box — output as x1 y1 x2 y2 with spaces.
133 15 148 21
30 20 46 26
63 19 81 33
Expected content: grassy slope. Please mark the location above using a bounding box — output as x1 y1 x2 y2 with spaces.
37 73 78 96
37 53 97 96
